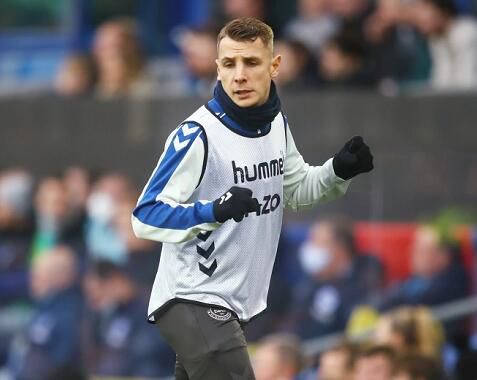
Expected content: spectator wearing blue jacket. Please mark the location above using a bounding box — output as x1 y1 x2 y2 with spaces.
83 260 175 377
378 224 469 311
7 245 83 380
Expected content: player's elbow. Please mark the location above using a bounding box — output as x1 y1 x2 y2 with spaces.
131 215 150 240
131 215 193 244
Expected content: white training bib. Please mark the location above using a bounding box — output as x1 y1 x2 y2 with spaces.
148 105 287 322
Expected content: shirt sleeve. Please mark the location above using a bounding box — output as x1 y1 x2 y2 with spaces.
283 124 351 211
131 123 221 243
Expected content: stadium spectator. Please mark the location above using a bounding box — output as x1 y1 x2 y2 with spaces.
0 169 34 304
221 0 266 21
377 224 469 311
410 0 477 90
31 177 70 260
218 0 287 35
274 39 317 90
364 0 431 89
393 353 445 380
287 217 383 339
62 167 91 213
32 173 88 258
252 333 304 380
318 341 357 380
373 306 445 360
0 170 34 366
317 30 376 88
54 53 96 97
7 246 83 380
176 25 219 97
352 345 396 380
59 167 91 257
284 0 339 52
92 18 158 98
328 0 373 32
85 173 134 263
82 260 175 377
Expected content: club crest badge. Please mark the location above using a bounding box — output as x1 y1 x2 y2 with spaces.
207 307 232 321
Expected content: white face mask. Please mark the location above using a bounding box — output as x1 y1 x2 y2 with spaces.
298 242 331 275
87 192 116 224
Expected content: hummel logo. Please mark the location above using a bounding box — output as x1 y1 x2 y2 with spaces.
182 124 198 136
197 231 212 241
215 112 226 119
219 192 232 204
172 124 200 151
173 135 189 151
199 259 217 277
196 242 215 259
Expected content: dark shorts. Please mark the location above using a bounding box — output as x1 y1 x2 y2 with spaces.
156 302 255 380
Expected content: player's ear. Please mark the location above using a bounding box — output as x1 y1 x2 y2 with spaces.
270 54 281 78
216 59 221 80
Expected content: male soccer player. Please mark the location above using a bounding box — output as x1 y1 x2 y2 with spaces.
132 18 373 380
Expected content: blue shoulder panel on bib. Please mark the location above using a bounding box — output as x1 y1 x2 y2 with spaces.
133 123 215 229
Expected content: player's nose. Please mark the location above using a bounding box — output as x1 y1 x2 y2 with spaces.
233 63 247 83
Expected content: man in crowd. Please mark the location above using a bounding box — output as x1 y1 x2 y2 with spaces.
83 260 175 377
252 333 304 380
7 246 83 380
288 217 383 339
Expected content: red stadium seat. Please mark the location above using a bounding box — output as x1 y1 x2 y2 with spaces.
353 223 475 285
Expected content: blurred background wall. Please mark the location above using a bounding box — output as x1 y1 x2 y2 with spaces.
1 93 475 221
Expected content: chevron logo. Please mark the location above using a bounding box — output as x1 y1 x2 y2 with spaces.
199 259 217 277
173 135 189 151
196 242 215 259
197 231 212 241
182 124 199 136
172 124 200 151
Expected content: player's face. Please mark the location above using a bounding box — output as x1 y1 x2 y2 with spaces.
216 36 281 108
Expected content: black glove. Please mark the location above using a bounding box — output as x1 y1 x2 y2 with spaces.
213 186 260 223
332 136 374 180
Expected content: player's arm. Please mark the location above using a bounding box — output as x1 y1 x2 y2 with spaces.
283 123 373 211
131 123 220 243
131 123 259 244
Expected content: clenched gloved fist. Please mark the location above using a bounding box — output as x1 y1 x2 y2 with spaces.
332 136 374 180
213 186 260 223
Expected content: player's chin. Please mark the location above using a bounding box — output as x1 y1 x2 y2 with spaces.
233 96 260 108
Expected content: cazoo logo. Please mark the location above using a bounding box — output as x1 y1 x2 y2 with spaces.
246 193 281 217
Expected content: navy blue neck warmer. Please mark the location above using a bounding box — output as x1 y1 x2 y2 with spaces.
213 80 281 130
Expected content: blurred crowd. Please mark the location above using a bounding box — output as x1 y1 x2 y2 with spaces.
0 166 475 379
2 1 477 379
49 0 477 100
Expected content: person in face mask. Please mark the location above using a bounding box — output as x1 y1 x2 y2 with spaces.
289 216 383 339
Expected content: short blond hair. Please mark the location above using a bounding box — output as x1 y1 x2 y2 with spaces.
379 306 444 359
217 18 274 50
